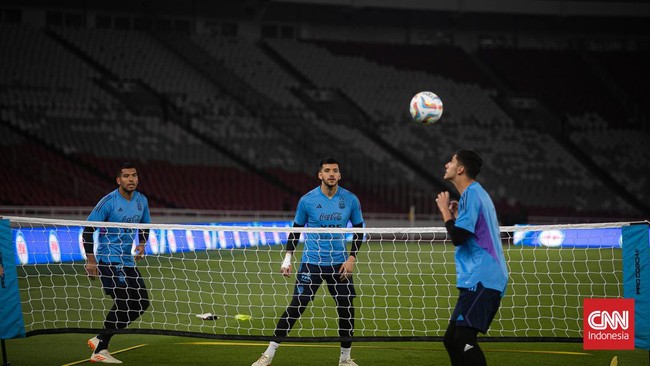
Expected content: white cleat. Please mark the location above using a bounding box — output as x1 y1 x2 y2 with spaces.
252 353 273 366
339 358 359 366
88 336 100 351
90 349 123 364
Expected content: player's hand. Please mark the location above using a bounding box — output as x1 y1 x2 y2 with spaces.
85 261 98 279
449 200 459 218
435 192 451 213
135 244 146 261
339 256 356 281
280 264 292 277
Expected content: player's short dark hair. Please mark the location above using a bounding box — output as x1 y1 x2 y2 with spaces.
117 162 137 177
319 157 340 171
455 149 482 179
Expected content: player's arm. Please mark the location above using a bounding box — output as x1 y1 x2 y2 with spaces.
135 228 149 260
449 200 459 218
135 201 151 261
281 222 304 277
84 198 111 278
436 191 472 246
444 219 473 246
349 222 364 259
82 226 98 279
138 229 149 244
339 222 364 280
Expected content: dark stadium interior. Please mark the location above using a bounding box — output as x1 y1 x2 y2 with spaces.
1 0 649 224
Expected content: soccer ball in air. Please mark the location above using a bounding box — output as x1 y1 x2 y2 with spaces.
409 91 443 125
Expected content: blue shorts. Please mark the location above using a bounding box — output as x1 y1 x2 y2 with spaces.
293 263 356 301
98 262 147 297
450 282 502 334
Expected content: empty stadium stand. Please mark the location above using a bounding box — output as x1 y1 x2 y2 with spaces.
1 9 648 221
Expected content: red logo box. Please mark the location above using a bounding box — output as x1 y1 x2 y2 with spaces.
583 298 635 350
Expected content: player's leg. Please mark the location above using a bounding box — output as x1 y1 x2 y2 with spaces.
445 282 502 366
91 263 118 354
253 264 323 366
92 266 149 347
89 263 123 363
274 263 322 338
455 326 485 366
443 321 463 366
101 267 149 330
326 265 357 365
123 266 150 323
445 322 486 366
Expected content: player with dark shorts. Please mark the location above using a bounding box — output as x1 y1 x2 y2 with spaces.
253 157 364 366
449 282 502 335
436 150 509 366
83 162 151 364
293 263 356 304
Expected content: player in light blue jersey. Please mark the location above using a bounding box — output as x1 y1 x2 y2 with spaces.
82 162 151 364
435 150 508 366
253 158 364 366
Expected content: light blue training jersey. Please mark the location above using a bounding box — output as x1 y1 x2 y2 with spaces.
87 189 151 266
454 182 508 294
294 186 364 265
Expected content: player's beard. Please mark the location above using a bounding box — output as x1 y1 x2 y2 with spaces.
322 178 338 189
122 183 137 193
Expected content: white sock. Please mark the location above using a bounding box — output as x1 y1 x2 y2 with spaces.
264 341 280 358
340 347 352 361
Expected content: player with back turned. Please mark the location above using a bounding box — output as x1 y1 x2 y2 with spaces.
253 157 365 366
82 162 151 364
435 149 509 366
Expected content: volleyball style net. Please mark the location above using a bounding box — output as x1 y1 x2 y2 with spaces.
0 216 641 342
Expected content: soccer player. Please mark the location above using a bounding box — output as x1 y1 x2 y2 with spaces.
253 158 364 366
83 162 151 364
435 150 508 366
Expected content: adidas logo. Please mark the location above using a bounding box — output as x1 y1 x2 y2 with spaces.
118 208 123 212
316 204 322 208
463 344 474 352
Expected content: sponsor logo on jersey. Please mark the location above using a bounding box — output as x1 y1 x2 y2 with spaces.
122 215 141 223
319 212 342 221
